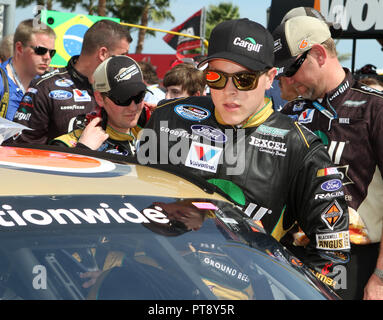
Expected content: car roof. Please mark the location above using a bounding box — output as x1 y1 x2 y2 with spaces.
0 145 228 200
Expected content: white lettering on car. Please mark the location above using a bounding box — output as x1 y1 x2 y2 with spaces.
0 203 169 227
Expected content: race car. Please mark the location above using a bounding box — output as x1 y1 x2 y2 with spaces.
0 140 339 300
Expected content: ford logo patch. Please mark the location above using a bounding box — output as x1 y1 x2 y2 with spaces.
49 90 73 100
321 179 342 192
191 125 227 143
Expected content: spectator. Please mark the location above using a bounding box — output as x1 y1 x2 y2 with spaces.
0 34 14 63
11 19 132 145
0 20 55 121
138 18 350 294
163 63 206 99
273 15 383 300
50 55 146 156
137 61 165 104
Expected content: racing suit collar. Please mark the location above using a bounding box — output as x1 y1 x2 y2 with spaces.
325 68 354 104
67 55 93 88
106 125 141 142
214 96 274 128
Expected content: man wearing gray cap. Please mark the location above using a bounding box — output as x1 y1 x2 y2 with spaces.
273 15 383 300
139 18 350 292
276 6 342 103
51 55 147 156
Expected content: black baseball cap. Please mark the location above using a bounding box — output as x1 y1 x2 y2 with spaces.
197 18 274 71
93 55 146 104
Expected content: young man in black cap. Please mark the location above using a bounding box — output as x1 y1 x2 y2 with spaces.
51 55 146 156
273 15 383 300
138 18 350 291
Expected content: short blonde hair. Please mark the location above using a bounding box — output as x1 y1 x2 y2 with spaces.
322 38 338 57
14 19 56 50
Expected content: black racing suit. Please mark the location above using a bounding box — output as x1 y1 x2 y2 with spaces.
137 95 350 292
281 69 383 299
11 56 97 145
49 111 141 156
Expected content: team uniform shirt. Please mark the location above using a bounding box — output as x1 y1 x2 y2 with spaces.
0 58 27 121
12 56 97 145
281 69 383 245
138 95 350 287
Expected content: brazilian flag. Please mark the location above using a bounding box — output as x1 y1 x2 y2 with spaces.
41 10 120 68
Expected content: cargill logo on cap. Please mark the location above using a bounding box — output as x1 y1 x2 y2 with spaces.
233 37 263 52
114 65 139 82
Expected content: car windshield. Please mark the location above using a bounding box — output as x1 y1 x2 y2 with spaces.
0 194 334 300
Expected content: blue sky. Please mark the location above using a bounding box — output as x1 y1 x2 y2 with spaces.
15 0 383 71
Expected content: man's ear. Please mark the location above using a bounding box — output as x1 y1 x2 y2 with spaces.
94 91 105 106
97 46 109 62
14 41 24 56
264 67 277 90
310 44 327 67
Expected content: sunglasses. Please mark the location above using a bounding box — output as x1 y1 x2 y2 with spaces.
30 46 56 58
105 90 146 106
204 69 266 91
284 49 311 78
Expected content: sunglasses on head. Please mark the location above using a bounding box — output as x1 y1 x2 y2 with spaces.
30 46 56 58
284 49 311 78
105 90 146 106
204 69 266 91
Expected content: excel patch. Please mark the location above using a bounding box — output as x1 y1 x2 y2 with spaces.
185 142 222 173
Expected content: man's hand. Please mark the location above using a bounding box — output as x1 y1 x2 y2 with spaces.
80 270 103 288
78 117 109 150
363 273 383 300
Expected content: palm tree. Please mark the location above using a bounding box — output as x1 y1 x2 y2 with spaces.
107 0 174 54
186 2 240 55
205 2 240 40
16 0 53 11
